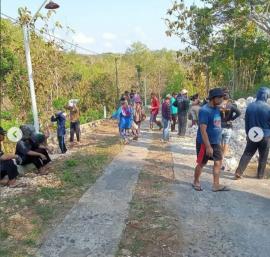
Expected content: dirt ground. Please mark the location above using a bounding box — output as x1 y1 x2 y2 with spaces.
0 120 123 257
117 133 184 257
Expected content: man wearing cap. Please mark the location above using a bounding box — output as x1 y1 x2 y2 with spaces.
65 102 80 144
193 88 230 192
173 89 190 136
0 127 20 187
235 86 270 179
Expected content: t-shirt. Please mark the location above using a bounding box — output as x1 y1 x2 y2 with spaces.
196 104 222 145
151 97 160 115
15 140 32 161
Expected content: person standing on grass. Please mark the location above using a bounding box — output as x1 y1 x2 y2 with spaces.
149 92 162 130
65 102 80 144
51 110 67 154
161 95 172 142
0 127 21 187
193 88 230 192
219 90 241 170
235 87 270 180
170 92 178 132
174 89 190 137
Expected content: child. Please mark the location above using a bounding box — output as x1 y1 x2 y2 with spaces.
133 96 146 140
112 97 133 144
161 95 172 142
51 110 67 153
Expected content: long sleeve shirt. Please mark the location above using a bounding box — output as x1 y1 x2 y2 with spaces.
162 102 171 120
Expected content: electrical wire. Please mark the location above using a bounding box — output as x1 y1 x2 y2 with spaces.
0 12 99 55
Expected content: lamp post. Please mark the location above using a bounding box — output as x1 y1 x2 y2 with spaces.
22 1 60 132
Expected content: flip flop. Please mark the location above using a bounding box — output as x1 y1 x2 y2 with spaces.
212 185 230 192
192 184 203 191
8 182 27 188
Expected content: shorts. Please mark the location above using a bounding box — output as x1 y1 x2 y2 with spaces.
221 128 232 145
196 142 223 165
150 113 157 123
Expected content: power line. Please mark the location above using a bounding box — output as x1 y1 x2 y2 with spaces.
1 12 99 55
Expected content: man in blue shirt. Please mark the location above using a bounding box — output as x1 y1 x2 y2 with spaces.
235 87 270 179
193 88 230 192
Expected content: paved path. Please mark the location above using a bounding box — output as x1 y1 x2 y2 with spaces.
168 134 270 257
38 131 152 257
38 126 270 257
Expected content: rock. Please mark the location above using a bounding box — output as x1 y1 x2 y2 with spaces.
121 249 132 256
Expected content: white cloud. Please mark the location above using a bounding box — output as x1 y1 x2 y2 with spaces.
102 32 117 40
104 42 113 48
73 32 95 44
124 39 132 46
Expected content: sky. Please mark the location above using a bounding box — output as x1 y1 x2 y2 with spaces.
1 0 202 54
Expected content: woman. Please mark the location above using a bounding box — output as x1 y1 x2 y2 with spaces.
112 97 133 144
133 96 146 140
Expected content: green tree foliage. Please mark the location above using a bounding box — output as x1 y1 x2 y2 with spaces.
0 19 187 130
165 0 270 98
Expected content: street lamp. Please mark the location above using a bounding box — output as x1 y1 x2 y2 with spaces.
22 1 60 132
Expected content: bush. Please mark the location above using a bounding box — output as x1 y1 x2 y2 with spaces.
80 109 103 124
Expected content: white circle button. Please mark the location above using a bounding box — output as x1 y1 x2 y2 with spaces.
7 127 23 142
248 127 264 142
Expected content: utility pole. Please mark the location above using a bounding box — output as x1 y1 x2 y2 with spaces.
144 77 147 106
232 34 237 98
115 57 119 104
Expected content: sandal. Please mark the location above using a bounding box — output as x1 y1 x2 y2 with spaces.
192 184 203 191
234 173 241 180
212 185 230 192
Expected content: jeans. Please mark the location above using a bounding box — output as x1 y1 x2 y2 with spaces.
178 114 187 136
21 148 51 170
70 121 80 142
58 136 67 153
162 118 170 141
171 114 177 131
236 137 270 178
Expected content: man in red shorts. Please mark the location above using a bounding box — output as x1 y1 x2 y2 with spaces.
193 88 230 192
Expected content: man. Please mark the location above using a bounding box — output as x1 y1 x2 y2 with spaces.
235 87 270 179
51 110 67 154
66 102 80 144
0 127 20 187
170 92 178 132
174 89 190 136
149 92 162 130
193 88 230 192
16 132 51 175
219 90 241 168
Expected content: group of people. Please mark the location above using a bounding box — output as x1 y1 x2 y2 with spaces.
116 86 270 193
1 86 269 191
112 91 146 144
193 86 270 192
0 101 81 187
